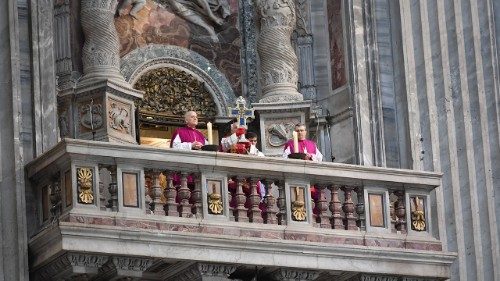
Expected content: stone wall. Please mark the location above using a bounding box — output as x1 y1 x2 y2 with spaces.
398 0 499 280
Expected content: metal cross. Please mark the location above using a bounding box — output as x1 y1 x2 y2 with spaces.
228 96 254 127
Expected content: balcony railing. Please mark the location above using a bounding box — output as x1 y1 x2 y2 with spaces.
26 139 455 280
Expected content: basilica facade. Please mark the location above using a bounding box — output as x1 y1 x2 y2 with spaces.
0 0 499 280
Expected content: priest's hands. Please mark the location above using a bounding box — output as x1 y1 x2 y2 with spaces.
192 141 203 150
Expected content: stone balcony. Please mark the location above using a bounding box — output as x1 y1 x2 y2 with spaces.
26 139 455 281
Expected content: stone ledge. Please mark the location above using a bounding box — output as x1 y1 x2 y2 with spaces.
28 222 455 279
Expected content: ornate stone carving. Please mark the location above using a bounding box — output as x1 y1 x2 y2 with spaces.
67 253 108 268
112 257 154 272
59 109 69 138
79 99 103 132
77 168 94 204
155 0 231 42
294 0 311 36
256 0 302 102
267 122 295 147
80 0 125 83
108 99 131 134
176 263 236 281
359 275 398 281
272 268 319 281
134 67 217 121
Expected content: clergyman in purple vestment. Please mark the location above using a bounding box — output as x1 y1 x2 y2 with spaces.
282 123 323 162
170 111 206 150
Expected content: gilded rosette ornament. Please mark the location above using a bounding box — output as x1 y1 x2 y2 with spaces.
77 168 94 204
411 197 426 231
208 193 223 215
291 187 306 221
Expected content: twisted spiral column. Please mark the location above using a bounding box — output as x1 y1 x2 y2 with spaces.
80 0 125 83
257 0 303 102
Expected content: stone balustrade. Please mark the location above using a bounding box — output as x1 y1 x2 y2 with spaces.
26 139 454 280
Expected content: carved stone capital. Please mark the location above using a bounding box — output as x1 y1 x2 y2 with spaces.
33 252 108 281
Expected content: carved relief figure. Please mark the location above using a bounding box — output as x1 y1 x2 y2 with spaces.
108 102 131 134
117 0 147 19
160 0 231 42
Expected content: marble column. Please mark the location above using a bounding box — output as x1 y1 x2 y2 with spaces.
253 0 311 157
256 0 302 103
58 0 143 144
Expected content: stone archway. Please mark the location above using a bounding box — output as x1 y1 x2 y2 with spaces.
120 44 235 117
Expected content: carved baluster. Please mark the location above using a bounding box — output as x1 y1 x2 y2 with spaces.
316 185 330 228
164 172 178 217
178 173 192 218
152 170 165 216
234 177 249 222
192 174 203 218
144 173 153 214
107 166 118 212
248 178 263 223
394 190 406 233
329 185 343 229
311 188 317 226
342 186 357 230
355 186 365 231
228 189 234 221
264 179 278 224
98 167 107 211
275 181 287 225
389 192 397 232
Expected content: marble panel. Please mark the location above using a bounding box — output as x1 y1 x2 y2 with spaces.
327 0 346 90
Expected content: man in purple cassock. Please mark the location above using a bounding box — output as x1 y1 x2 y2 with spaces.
170 111 207 204
283 123 323 162
283 123 323 215
170 111 207 150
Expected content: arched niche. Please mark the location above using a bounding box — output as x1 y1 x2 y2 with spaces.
120 44 236 147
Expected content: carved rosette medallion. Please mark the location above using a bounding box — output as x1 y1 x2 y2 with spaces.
134 67 217 122
77 168 94 204
80 0 124 82
257 0 302 102
107 98 132 135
